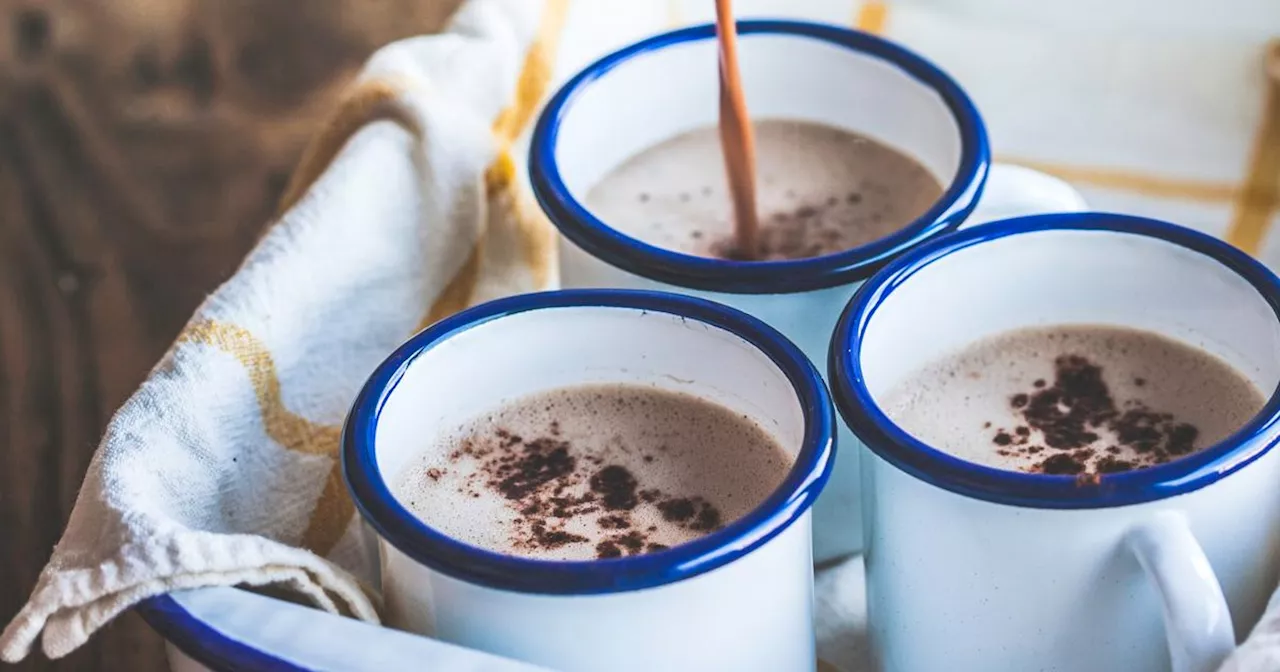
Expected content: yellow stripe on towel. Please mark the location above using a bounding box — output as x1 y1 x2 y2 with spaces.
490 150 559 290
174 0 577 557
178 321 349 555
422 231 489 327
420 0 571 330
276 79 413 216
997 157 1240 203
1226 40 1280 255
491 0 572 147
853 1 889 35
180 77 415 557
420 151 556 330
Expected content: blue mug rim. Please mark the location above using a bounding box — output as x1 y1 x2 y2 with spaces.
829 212 1280 509
343 289 836 595
528 19 991 294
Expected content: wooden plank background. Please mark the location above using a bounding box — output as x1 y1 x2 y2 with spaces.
0 1 461 669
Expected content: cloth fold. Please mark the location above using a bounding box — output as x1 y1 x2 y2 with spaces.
1 0 559 661
3 0 1279 670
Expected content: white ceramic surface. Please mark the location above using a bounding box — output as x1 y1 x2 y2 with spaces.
834 214 1280 672
534 22 1087 562
152 587 546 672
344 292 834 672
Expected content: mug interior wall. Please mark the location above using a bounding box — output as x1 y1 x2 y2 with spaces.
374 306 805 485
860 230 1280 403
553 33 963 202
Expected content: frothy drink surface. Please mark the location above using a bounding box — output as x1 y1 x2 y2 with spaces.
881 326 1267 476
393 384 792 560
584 119 943 260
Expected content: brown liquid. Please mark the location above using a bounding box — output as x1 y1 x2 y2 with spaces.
585 120 943 260
392 384 793 561
881 325 1267 476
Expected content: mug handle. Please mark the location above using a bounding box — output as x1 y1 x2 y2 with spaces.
961 163 1089 227
1126 511 1236 672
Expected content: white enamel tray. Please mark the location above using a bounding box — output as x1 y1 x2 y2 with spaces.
139 589 547 672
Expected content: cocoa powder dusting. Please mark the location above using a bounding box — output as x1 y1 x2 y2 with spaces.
598 514 630 530
446 423 726 559
657 498 696 522
988 354 1204 477
491 437 575 501
590 465 639 510
707 192 879 260
691 503 722 532
595 540 623 558
529 522 588 550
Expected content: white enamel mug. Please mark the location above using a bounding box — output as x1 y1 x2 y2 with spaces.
343 290 835 672
529 20 1087 562
829 212 1280 672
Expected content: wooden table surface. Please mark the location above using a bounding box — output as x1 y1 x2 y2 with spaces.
0 1 459 669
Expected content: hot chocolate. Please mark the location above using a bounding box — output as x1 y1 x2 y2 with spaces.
881 325 1267 476
583 119 943 260
393 383 792 560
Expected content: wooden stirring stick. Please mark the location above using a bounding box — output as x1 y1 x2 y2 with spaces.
714 0 761 260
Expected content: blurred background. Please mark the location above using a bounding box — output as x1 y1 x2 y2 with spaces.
0 1 467 669
0 0 1277 670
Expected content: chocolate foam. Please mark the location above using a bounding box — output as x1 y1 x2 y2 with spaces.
881 325 1266 476
584 119 943 261
393 384 793 560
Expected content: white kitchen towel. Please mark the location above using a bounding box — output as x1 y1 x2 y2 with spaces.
4 0 1279 669
0 0 562 661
